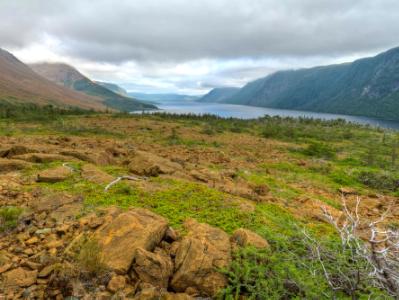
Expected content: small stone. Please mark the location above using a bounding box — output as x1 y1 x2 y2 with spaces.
56 224 70 234
38 264 58 278
107 275 126 292
3 267 37 287
48 248 58 256
37 166 72 183
231 228 269 249
17 232 30 242
45 240 63 249
24 248 34 256
26 236 39 245
35 228 52 235
0 263 12 274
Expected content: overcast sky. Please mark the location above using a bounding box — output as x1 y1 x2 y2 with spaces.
1 0 399 94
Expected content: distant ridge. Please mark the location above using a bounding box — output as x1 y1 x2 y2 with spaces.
128 93 200 102
0 48 105 111
215 47 399 120
198 87 240 103
30 63 156 112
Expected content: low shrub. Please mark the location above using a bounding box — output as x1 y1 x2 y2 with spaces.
302 142 336 160
0 206 23 232
75 237 108 277
357 170 399 191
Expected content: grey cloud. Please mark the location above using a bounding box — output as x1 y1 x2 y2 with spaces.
1 0 399 63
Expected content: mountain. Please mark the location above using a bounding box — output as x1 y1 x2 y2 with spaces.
95 81 128 96
128 92 200 103
30 63 156 112
0 48 105 110
221 47 399 120
198 87 240 103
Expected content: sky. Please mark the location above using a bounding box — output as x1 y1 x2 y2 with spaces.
1 0 399 95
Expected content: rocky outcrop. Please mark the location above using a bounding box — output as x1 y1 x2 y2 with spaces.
95 209 168 274
12 153 70 163
81 164 114 184
37 166 73 183
171 219 231 297
128 151 182 176
231 228 269 249
0 145 37 158
60 150 116 166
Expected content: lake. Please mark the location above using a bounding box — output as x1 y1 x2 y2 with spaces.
135 100 399 130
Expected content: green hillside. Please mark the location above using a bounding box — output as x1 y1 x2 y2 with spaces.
224 47 399 120
30 63 156 112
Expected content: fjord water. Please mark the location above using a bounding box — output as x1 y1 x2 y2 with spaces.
139 100 399 130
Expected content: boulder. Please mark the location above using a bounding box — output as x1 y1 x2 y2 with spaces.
81 164 114 185
171 219 231 297
12 153 70 163
95 208 168 274
107 275 126 292
190 169 220 183
0 158 30 173
3 267 37 287
60 150 96 163
128 151 182 176
231 228 269 249
133 287 162 300
31 192 78 212
37 166 73 183
133 248 173 288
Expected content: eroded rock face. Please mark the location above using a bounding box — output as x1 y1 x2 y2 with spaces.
128 151 182 177
95 208 168 274
37 166 73 183
133 247 173 288
231 228 269 249
171 219 231 297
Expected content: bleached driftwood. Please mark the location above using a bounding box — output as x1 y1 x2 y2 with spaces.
304 196 399 298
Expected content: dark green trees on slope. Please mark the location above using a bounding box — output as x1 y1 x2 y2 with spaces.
219 47 399 120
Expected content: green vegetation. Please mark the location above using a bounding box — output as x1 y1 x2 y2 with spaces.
0 101 94 121
0 206 23 232
218 46 399 121
75 237 108 277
